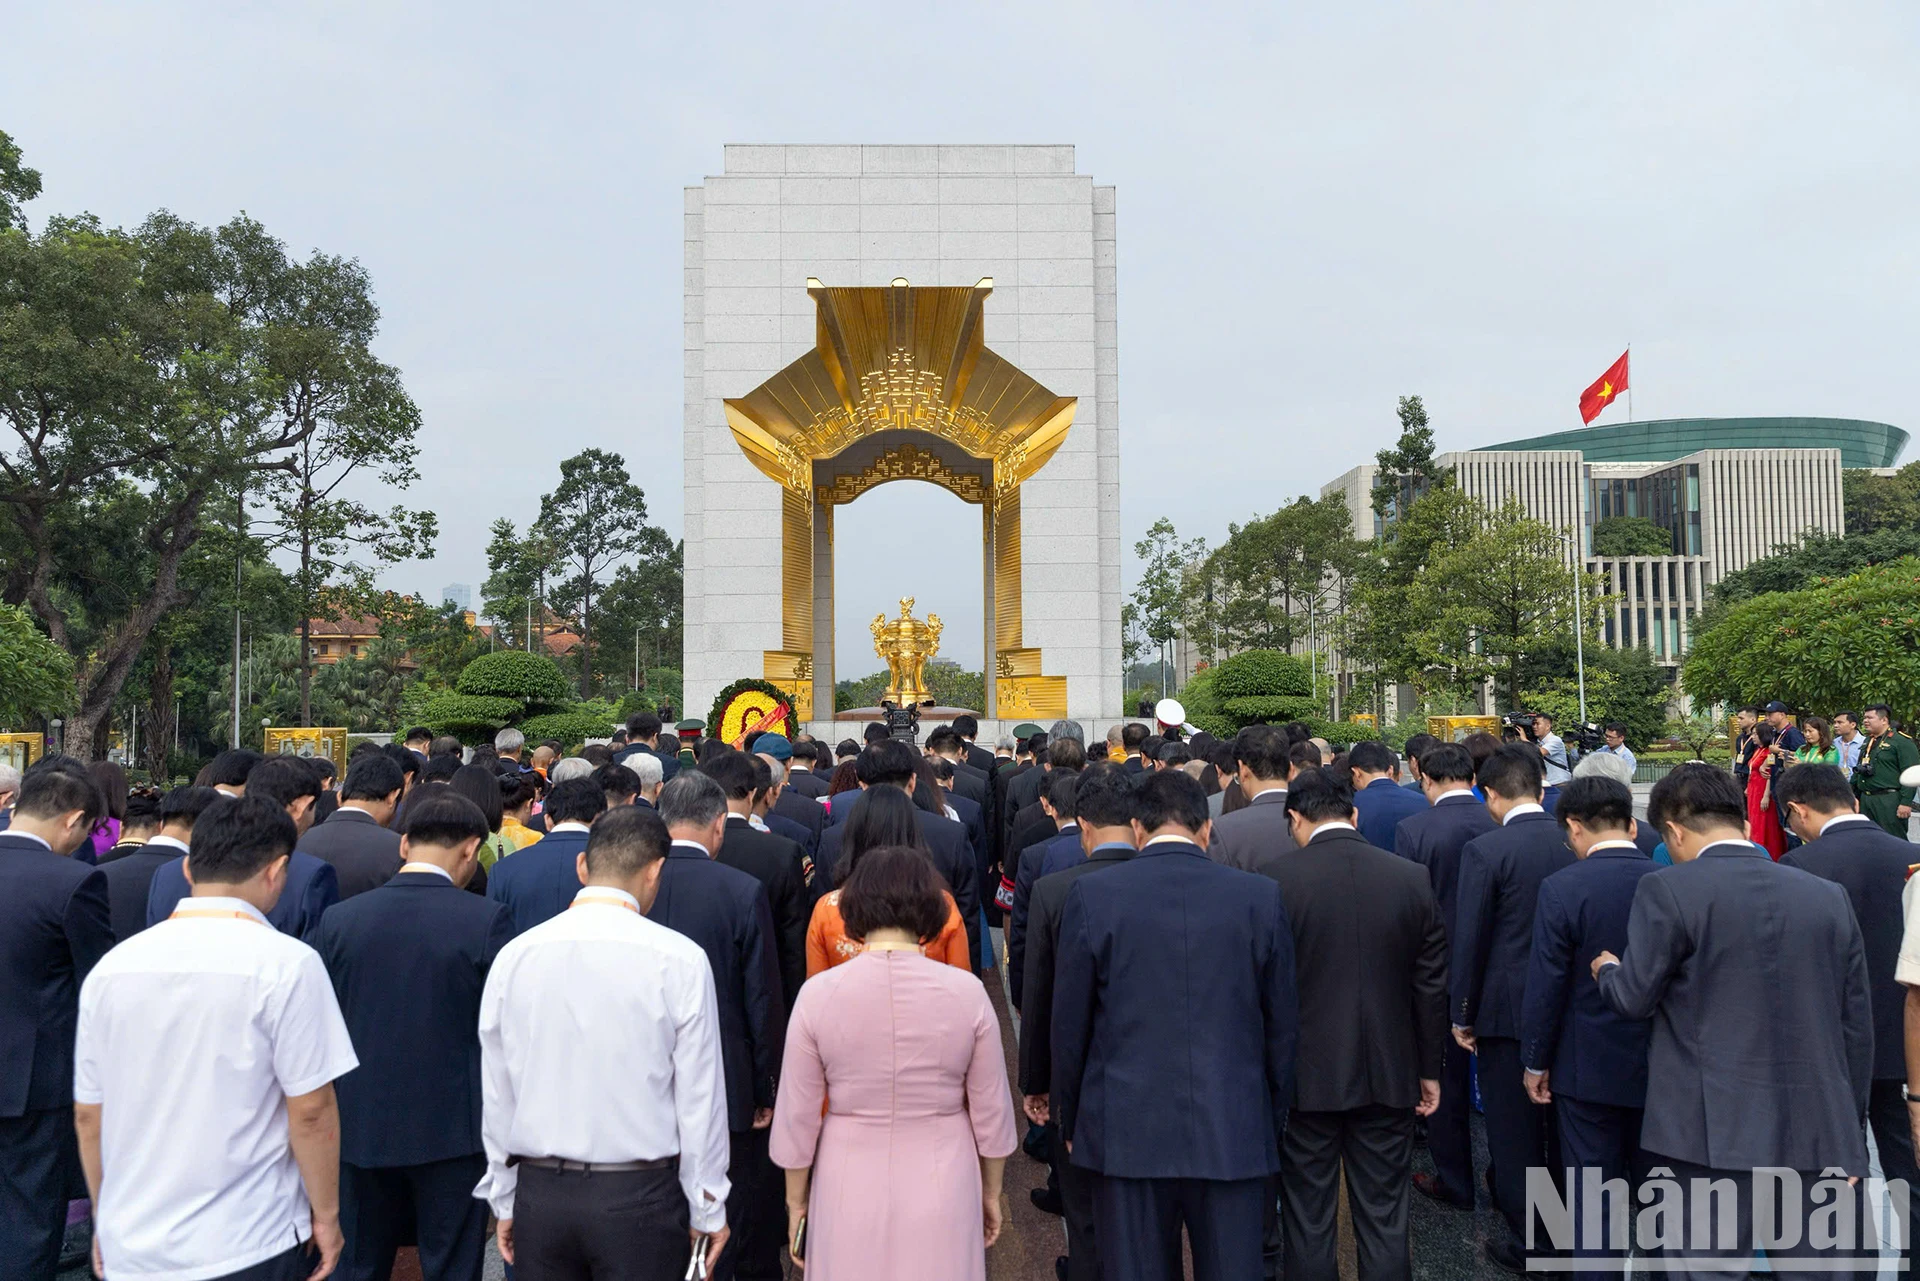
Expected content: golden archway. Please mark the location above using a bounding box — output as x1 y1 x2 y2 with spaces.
724 278 1071 721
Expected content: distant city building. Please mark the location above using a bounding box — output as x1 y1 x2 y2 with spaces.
441 582 472 612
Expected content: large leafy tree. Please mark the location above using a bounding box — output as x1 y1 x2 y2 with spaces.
0 129 42 231
0 602 73 726
1590 516 1674 557
1130 517 1204 698
1185 495 1362 658
1371 394 1448 519
538 449 654 697
1340 486 1481 711
1844 461 1920 537
592 534 683 695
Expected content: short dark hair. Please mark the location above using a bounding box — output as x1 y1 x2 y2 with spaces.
1026 732 1051 758
382 742 421 780
856 739 919 788
401 790 491 847
341 753 405 802
1403 734 1439 767
1348 741 1397 776
1833 710 1860 725
544 777 609 826
309 757 336 784
16 757 103 822
1073 762 1135 829
1289 741 1324 773
1285 766 1356 824
951 714 979 738
1048 738 1088 771
1553 777 1633 832
1603 721 1628 737
1478 745 1544 801
247 756 323 810
843 785 925 882
658 770 728 829
1773 762 1857 815
835 738 860 761
421 755 462 784
1045 770 1079 820
838 845 950 944
702 749 758 801
585 804 670 879
626 711 663 741
1122 722 1150 752
749 755 773 796
863 721 891 746
1133 769 1210 835
595 762 642 802
1155 742 1190 767
1866 703 1895 722
404 726 432 745
430 735 463 758
1740 703 1764 716
1462 731 1502 772
581 745 614 768
790 740 817 766
1647 763 1747 835
208 749 264 789
188 796 296 883
1416 742 1475 785
158 785 222 828
449 764 505 831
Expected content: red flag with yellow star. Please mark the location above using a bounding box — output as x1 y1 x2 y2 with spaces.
1579 350 1630 424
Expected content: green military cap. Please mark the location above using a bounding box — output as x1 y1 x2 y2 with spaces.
675 719 705 734
1013 722 1043 739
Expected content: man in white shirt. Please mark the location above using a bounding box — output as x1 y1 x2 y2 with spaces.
1592 723 1636 778
1834 710 1866 776
477 803 732 1280
74 795 359 1281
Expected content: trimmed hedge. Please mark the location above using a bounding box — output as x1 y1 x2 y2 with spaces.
456 651 573 710
519 710 622 751
1213 650 1312 699
422 692 523 742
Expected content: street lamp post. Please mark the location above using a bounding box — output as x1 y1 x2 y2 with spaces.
1563 531 1588 727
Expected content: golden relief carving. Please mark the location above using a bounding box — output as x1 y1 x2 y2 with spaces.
814 443 988 508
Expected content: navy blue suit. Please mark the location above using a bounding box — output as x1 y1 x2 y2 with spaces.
0 833 113 1275
485 828 591 934
1450 808 1573 1242
1053 840 1297 1281
1391 791 1495 1205
309 871 516 1281
1519 842 1655 1279
1009 825 1078 1010
1352 776 1426 852
645 844 785 1281
146 849 338 939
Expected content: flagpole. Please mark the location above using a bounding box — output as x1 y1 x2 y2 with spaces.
1627 342 1633 421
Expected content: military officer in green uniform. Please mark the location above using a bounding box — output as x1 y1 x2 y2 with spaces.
1852 703 1919 840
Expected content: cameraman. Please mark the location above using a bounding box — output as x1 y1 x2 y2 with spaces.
1530 713 1573 803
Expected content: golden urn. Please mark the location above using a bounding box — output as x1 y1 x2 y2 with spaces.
871 597 943 706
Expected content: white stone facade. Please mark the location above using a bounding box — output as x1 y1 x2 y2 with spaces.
683 145 1122 730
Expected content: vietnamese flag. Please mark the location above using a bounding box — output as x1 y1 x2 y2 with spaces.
1579 350 1630 424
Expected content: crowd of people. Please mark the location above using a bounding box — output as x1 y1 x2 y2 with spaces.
0 700 1917 1281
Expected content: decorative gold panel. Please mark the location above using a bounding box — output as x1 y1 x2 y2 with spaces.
814 443 988 508
0 733 44 773
724 278 1075 512
265 727 348 774
996 675 1069 722
780 488 813 653
763 652 814 723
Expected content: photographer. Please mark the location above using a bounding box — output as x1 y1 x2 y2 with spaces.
1528 714 1573 804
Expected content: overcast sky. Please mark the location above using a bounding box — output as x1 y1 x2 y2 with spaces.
8 2 1916 673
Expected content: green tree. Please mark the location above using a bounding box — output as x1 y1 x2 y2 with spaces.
1188 495 1362 657
1664 708 1726 760
1130 517 1203 698
314 638 413 732
538 449 654 697
592 534 683 694
0 602 73 726
0 129 42 231
1519 641 1669 745
1340 486 1481 711
481 517 562 649
1844 461 1920 536
1371 395 1448 519
1590 516 1674 557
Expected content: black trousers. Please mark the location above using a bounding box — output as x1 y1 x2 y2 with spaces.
1056 1131 1100 1281
714 1128 782 1281
1279 1105 1414 1281
1425 1039 1475 1204
1477 1037 1560 1244
1091 1172 1266 1281
214 1242 319 1281
1867 1078 1919 1273
1554 1096 1643 1281
1647 1156 1870 1280
515 1163 689 1281
341 1153 488 1281
0 1107 73 1281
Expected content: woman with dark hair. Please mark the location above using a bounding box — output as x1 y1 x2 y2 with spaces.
448 764 508 868
1748 723 1788 858
86 760 129 861
773 845 1017 1280
912 755 960 821
1794 716 1839 766
497 771 544 851
101 785 164 861
805 788 968 975
821 759 862 820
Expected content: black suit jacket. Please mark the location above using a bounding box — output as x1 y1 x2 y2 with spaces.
963 742 997 778
1597 843 1871 1172
1053 840 1297 1180
1018 843 1134 1095
298 808 404 900
1783 818 1913 1080
646 846 784 1131
947 790 987 877
1257 827 1447 1111
1208 790 1294 872
1393 792 1497 945
815 794 982 971
783 769 829 800
771 790 825 859
1001 765 1048 861
717 816 810 1010
0 833 113 1116
99 841 184 943
1450 810 1574 1039
1008 825 1077 1010
309 871 516 1167
1007 804 1058 879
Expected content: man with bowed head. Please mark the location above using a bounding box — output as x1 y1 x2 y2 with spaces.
1051 768 1297 1281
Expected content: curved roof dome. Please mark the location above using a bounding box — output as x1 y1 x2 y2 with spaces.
1476 417 1906 469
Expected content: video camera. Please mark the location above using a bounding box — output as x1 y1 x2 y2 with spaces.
1501 712 1539 741
1570 722 1605 755
879 699 936 745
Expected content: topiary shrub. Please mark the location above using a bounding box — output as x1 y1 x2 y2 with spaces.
1181 650 1325 736
455 651 574 712
1212 650 1313 699
519 709 622 752
422 692 523 743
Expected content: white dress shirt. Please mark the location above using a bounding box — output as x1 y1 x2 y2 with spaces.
1500 802 1546 824
475 885 731 1231
144 834 189 855
74 896 359 1281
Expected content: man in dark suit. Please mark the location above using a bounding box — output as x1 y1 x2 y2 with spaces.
950 714 997 779
1208 727 1305 872
1020 763 1137 1281
1264 767 1446 1281
1518 776 1655 1281
1348 740 1427 852
613 710 679 784
0 758 113 1276
99 785 219 943
702 750 809 1011
928 728 994 894
1596 765 1874 1272
1120 721 1150 773
654 772 785 1281
1009 738 1083 868
309 791 515 1281
816 741 981 971
1450 745 1573 1272
1001 729 1062 858
1053 769 1297 1281
299 752 406 900
1778 761 1920 1270
145 755 341 939
758 754 823 859
1392 741 1495 1212
781 741 830 799
486 778 606 933
1009 772 1078 1012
